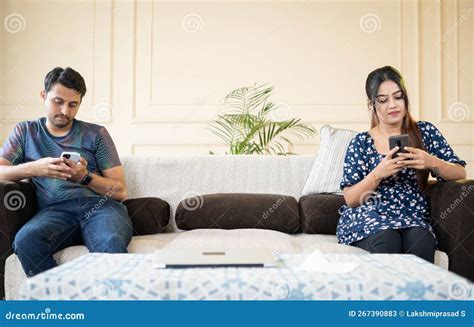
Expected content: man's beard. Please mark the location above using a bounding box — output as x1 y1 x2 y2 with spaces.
53 115 71 128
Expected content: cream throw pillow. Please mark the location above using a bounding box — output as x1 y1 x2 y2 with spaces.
302 125 357 195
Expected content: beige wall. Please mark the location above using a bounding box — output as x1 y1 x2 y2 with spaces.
0 0 473 177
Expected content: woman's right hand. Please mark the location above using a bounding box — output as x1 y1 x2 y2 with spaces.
372 146 407 180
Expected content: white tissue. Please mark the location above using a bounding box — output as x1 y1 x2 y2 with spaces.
295 250 358 273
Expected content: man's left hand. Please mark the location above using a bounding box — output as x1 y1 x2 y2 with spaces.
64 157 89 182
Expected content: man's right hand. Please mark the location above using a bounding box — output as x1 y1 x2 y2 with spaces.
29 157 73 180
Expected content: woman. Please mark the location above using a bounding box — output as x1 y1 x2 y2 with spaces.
337 66 466 263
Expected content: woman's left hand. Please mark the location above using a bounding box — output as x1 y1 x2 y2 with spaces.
397 147 436 170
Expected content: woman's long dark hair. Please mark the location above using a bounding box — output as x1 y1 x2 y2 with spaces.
365 66 429 191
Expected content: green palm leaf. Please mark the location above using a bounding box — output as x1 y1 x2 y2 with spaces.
209 84 316 155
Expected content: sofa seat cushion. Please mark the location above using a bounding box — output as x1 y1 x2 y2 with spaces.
293 234 368 253
292 233 448 269
128 229 303 254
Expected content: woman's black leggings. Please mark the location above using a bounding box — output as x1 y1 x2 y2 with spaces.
351 227 436 263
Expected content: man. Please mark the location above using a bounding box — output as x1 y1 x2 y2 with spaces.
0 67 132 277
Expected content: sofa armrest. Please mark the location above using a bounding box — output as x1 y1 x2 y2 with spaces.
424 179 474 282
0 180 38 299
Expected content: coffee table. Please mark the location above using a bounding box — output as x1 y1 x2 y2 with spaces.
19 253 473 300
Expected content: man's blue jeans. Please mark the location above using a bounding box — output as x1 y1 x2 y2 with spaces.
13 195 132 277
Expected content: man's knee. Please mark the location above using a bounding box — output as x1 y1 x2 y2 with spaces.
13 225 45 254
89 234 130 253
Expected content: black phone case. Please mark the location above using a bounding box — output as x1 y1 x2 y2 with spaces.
388 134 409 158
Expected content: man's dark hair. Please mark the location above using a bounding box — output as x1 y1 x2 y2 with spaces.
44 67 87 99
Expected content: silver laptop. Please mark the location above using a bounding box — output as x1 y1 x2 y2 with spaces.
152 248 279 268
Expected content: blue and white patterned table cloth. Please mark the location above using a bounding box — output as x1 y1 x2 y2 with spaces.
20 253 473 300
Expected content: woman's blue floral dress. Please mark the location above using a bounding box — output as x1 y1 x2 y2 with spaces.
336 121 466 245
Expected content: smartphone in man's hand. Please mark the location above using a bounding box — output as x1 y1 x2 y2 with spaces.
60 151 81 163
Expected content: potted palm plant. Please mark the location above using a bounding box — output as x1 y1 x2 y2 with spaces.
209 84 316 155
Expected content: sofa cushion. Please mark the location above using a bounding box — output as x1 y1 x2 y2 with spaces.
299 194 345 234
129 229 303 253
175 193 300 233
123 197 170 236
290 234 449 269
302 125 357 195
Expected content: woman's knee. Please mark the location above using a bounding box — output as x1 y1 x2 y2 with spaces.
402 227 436 263
352 229 402 254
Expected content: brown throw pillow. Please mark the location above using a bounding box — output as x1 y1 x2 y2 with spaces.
175 193 300 234
298 194 345 234
123 197 170 236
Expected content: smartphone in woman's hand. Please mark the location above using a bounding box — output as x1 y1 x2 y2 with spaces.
388 134 409 158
